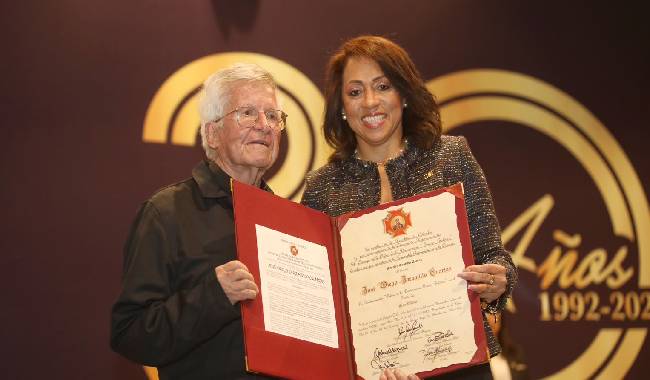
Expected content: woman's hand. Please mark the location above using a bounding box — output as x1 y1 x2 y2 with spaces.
379 368 420 380
457 263 507 303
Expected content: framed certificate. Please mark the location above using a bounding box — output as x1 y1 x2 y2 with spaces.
233 181 488 380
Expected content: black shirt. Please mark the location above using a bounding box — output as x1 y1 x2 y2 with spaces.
111 161 273 380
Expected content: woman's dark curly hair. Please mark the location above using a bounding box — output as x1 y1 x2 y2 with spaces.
323 35 442 162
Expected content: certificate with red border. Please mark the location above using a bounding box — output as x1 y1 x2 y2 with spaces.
233 181 488 380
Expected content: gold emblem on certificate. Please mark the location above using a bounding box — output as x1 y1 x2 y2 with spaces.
290 245 299 256
383 208 412 238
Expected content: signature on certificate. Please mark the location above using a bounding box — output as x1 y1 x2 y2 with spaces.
427 329 454 344
396 319 423 341
371 345 407 369
420 343 454 363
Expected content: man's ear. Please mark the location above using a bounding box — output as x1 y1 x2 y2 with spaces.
205 122 220 149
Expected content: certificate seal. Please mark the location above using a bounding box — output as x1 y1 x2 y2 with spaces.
383 208 412 238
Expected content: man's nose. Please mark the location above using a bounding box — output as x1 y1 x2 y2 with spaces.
252 111 272 131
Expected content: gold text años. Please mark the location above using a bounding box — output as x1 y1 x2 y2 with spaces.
361 267 451 296
503 194 634 290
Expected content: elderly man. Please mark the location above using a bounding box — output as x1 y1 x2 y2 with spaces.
111 63 286 379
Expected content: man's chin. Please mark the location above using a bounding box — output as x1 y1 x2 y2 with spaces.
248 157 274 170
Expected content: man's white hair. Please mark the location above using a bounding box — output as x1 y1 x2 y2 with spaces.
198 63 277 161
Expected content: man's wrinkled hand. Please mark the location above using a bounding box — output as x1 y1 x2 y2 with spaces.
215 260 259 305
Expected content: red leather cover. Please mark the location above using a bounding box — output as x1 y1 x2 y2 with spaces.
233 181 488 380
232 180 353 380
335 183 488 379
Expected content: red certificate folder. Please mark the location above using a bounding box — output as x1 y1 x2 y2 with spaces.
232 180 488 380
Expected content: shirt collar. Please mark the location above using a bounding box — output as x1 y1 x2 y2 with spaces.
192 160 273 198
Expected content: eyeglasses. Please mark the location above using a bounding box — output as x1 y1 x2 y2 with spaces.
214 106 287 131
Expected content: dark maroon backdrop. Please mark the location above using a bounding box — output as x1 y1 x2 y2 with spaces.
1 1 648 379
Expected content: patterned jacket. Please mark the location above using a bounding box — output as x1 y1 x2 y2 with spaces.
301 135 517 357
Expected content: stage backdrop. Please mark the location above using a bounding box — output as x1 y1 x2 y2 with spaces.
2 1 648 379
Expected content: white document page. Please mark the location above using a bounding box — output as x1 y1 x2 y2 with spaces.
255 224 339 349
339 192 477 379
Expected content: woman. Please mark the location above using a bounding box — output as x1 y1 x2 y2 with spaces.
301 35 517 379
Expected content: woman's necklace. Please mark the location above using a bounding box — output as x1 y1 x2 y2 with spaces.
376 145 405 168
355 139 408 166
